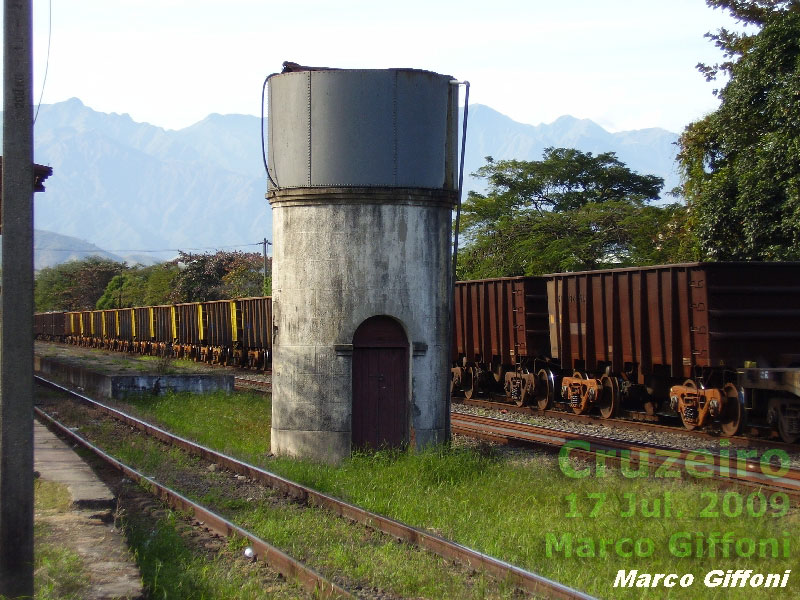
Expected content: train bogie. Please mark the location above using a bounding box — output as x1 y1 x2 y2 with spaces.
451 277 551 404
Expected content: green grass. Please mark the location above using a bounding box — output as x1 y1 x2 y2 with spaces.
125 389 273 461
33 481 90 600
122 505 305 600
34 529 91 600
67 405 521 599
119 391 800 599
34 478 73 512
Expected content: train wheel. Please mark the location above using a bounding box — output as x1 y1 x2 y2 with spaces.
719 383 743 437
535 369 553 410
679 379 699 430
598 374 619 419
463 367 476 400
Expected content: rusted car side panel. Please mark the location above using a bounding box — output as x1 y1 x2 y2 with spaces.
100 310 116 342
65 312 80 337
453 277 549 367
33 312 66 339
116 309 133 343
547 263 800 385
239 297 272 351
203 300 233 347
703 262 800 370
133 307 153 341
152 305 174 343
174 303 202 346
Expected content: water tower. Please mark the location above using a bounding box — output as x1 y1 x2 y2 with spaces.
267 64 459 462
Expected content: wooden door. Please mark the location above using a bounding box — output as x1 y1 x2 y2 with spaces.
352 316 409 450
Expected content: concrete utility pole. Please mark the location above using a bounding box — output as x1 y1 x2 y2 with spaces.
1 0 34 597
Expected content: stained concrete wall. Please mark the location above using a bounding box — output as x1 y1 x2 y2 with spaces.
34 356 233 399
270 188 454 462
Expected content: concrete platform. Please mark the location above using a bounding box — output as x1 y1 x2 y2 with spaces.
35 354 233 399
35 420 144 599
35 420 114 509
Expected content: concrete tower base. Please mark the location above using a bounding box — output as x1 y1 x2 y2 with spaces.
270 188 454 463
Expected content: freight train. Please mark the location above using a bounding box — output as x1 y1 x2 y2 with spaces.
34 297 272 370
34 262 800 442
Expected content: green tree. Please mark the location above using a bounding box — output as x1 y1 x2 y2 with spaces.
220 257 269 298
678 1 800 260
143 263 180 305
95 271 151 308
170 250 265 302
457 149 688 279
35 256 125 311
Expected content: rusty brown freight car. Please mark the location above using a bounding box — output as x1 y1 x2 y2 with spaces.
238 297 272 369
203 300 235 364
132 307 153 354
451 277 551 405
115 309 134 351
173 302 202 360
33 312 66 341
546 262 800 434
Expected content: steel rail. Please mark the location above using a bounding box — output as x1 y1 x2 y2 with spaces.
33 406 353 600
453 397 796 450
451 412 800 498
234 376 272 391
35 375 595 600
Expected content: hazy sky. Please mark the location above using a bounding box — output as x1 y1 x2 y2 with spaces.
19 0 741 133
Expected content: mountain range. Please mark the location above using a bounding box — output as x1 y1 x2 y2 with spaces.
2 99 681 269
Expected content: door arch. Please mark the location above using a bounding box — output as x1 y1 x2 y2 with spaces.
352 316 409 450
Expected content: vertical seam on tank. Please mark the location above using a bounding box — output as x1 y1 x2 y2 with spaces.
268 79 276 188
307 71 312 186
392 71 398 186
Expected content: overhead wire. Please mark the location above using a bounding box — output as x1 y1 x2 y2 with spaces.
33 0 53 125
33 241 271 253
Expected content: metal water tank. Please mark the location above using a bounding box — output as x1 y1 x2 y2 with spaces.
268 65 459 462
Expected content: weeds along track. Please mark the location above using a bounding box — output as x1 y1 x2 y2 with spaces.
34 375 594 600
450 412 800 502
34 405 349 599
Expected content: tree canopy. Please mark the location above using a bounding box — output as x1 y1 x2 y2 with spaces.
35 256 125 311
35 250 270 312
169 250 267 302
457 148 690 279
678 0 800 260
95 263 180 309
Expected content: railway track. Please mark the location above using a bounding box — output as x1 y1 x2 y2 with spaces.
40 341 794 450
453 396 799 451
34 404 351 599
234 375 272 392
451 412 800 500
35 375 594 600
232 371 798 450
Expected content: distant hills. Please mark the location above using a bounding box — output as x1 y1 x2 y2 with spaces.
0 230 161 271
461 105 680 197
5 99 680 267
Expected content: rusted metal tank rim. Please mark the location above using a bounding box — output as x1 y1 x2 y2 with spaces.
267 186 457 208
